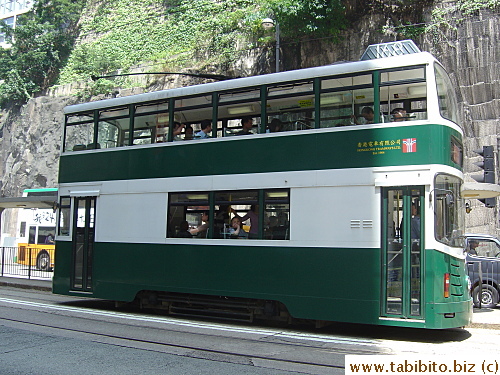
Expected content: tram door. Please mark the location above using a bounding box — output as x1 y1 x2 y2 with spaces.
71 197 96 292
382 187 424 319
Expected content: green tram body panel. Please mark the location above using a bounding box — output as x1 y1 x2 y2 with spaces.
59 124 461 183
53 241 471 329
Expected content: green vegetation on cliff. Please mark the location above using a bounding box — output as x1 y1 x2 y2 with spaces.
59 0 347 85
0 0 346 105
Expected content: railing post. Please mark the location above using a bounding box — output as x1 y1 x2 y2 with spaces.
28 247 32 280
1 247 4 276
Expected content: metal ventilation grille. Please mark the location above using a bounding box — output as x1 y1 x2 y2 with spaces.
360 40 421 60
350 220 373 228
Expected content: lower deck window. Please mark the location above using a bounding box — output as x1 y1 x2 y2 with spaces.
168 189 290 240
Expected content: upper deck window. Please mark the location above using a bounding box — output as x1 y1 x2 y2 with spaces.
380 66 427 122
435 63 458 125
97 106 129 149
219 88 261 104
218 88 262 136
65 113 94 152
267 80 314 131
133 101 169 144
320 73 372 127
380 66 425 83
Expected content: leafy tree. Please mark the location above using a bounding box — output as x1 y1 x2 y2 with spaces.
0 0 85 106
261 0 346 39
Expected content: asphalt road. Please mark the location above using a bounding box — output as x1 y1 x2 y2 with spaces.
1 286 500 375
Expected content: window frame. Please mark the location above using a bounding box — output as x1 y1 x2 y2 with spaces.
168 188 290 240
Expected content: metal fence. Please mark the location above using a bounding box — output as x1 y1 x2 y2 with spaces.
0 246 53 280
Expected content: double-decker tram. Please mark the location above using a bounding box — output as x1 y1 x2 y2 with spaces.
53 41 472 328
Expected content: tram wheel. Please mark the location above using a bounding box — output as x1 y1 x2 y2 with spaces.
37 251 51 271
472 284 499 308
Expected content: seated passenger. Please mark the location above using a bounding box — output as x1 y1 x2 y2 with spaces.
268 118 283 133
184 125 194 140
231 205 258 239
195 120 212 139
236 117 254 135
228 217 248 239
264 216 279 239
189 212 209 237
175 220 193 238
173 122 186 141
353 106 374 125
391 108 407 122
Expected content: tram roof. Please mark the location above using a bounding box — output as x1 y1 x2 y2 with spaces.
64 52 438 115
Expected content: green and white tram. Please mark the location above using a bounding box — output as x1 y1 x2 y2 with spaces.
53 41 471 329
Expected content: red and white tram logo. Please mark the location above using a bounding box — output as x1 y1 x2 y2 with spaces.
402 138 417 153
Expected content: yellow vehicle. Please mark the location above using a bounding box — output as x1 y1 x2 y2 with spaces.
15 188 57 271
17 243 55 271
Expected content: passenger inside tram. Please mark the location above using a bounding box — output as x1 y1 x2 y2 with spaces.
391 108 407 122
228 217 248 239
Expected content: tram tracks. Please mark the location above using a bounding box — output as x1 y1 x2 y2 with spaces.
0 297 389 374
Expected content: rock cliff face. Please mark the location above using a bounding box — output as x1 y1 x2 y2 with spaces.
426 8 500 235
0 1 499 237
0 96 74 238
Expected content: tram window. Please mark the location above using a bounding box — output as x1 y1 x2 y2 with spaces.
435 63 458 124
174 95 213 137
131 101 170 143
434 174 464 247
176 95 212 108
451 137 463 166
380 67 425 83
167 189 290 240
266 95 315 132
268 81 313 97
319 90 354 128
219 88 261 103
97 107 129 149
322 74 371 90
66 112 93 125
320 74 372 127
97 119 123 148
264 190 290 240
129 113 160 144
266 80 315 132
379 84 427 122
136 101 169 115
58 197 71 236
218 88 261 135
65 120 94 152
168 193 209 238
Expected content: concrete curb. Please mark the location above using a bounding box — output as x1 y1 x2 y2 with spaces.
467 322 500 330
0 279 52 292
